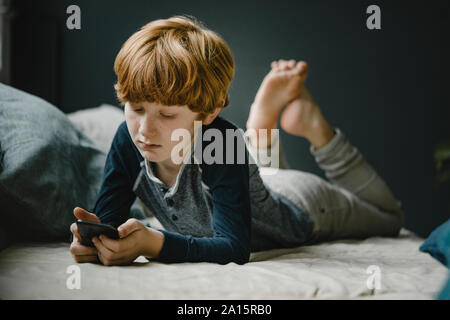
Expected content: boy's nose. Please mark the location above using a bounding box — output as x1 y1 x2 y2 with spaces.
139 117 158 137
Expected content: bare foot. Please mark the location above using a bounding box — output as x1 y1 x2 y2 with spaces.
280 81 335 150
246 59 308 147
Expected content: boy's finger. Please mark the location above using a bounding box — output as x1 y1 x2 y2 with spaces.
96 251 124 266
70 222 81 241
70 242 98 256
98 234 121 253
117 218 142 238
73 207 100 223
73 255 99 264
92 236 116 260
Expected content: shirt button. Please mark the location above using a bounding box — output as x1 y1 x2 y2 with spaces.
172 215 178 221
167 199 174 207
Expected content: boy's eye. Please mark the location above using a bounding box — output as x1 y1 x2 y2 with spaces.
160 113 174 118
133 108 144 112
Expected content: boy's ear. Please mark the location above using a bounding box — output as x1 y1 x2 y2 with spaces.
202 107 222 125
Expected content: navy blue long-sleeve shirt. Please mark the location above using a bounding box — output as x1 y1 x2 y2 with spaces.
92 116 252 264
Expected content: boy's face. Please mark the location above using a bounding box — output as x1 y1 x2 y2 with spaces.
124 101 200 165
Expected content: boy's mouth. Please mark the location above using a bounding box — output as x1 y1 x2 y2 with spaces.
139 141 161 149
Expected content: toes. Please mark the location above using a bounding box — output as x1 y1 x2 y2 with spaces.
295 61 308 76
272 59 304 73
288 61 308 80
274 59 286 71
279 59 297 71
280 59 292 71
275 59 284 71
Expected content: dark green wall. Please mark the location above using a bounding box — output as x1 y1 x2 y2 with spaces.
10 0 450 237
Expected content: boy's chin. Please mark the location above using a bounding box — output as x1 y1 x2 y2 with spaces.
140 148 187 165
140 150 163 162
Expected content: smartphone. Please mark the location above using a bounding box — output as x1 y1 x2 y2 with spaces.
76 220 119 247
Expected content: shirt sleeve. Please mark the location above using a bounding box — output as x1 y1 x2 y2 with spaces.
92 122 140 228
151 119 252 265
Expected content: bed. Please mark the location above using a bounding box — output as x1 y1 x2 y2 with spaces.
0 96 448 300
0 227 447 300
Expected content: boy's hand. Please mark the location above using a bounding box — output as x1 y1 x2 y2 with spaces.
92 218 164 266
69 207 100 263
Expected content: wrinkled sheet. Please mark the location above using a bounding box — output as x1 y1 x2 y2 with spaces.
0 228 447 300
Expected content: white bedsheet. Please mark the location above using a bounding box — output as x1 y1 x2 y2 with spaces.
0 228 447 300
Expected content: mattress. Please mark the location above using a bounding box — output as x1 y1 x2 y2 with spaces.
0 227 446 300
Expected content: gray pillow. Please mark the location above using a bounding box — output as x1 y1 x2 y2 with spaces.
67 104 127 154
0 83 107 249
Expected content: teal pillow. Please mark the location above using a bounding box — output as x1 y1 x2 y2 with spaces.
436 228 450 300
420 218 450 267
419 218 450 300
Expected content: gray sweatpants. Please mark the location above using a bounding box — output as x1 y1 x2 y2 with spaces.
249 128 405 244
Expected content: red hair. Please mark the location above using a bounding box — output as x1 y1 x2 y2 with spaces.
113 15 235 119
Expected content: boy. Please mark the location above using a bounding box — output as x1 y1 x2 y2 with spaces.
70 15 404 266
